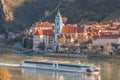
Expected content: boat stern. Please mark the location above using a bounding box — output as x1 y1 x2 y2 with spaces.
86 65 101 74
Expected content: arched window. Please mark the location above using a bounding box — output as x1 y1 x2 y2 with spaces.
57 22 59 25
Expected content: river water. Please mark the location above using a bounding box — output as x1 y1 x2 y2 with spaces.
0 52 120 80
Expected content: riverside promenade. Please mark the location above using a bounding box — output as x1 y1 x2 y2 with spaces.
44 53 120 58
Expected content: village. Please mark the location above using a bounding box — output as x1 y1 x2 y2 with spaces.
0 11 120 56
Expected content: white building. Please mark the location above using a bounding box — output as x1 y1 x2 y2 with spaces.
29 21 53 35
92 34 120 46
33 29 54 51
106 26 120 34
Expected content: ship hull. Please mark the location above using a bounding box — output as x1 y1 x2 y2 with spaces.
20 61 100 74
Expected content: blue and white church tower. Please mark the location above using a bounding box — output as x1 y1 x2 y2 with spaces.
52 10 64 52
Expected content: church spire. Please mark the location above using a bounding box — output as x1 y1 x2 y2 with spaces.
54 10 64 35
57 9 61 17
52 10 64 52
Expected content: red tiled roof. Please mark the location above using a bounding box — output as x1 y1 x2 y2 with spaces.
61 25 87 33
106 26 119 30
93 33 120 39
87 33 92 36
43 30 54 36
34 21 53 27
35 29 43 35
35 29 54 36
99 32 115 35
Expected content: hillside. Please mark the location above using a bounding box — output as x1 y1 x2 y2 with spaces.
0 0 5 33
0 0 120 31
61 0 120 23
1 0 59 31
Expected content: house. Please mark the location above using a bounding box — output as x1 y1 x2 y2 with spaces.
112 18 120 26
92 33 120 46
106 26 120 34
57 34 75 45
33 29 54 51
55 24 88 52
29 21 53 35
61 24 88 45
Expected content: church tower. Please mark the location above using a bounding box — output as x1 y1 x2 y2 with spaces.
52 10 64 52
54 10 64 35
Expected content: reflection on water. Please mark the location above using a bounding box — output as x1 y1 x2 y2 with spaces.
21 68 101 80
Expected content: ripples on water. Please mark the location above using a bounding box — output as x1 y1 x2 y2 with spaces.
0 53 119 80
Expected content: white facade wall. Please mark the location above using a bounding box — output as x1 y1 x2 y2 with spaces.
118 38 120 44
113 22 120 26
92 38 119 46
33 35 51 51
33 35 44 50
107 30 119 34
45 36 49 46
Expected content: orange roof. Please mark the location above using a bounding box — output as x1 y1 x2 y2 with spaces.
99 32 115 35
61 25 87 33
106 26 119 30
35 29 54 36
34 21 53 27
93 33 120 39
87 33 92 36
35 29 43 35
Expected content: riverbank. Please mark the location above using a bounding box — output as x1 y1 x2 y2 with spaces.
0 42 120 59
43 53 120 59
0 43 12 53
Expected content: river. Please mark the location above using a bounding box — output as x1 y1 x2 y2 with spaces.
0 52 119 80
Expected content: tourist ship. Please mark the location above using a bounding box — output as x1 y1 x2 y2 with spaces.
20 60 100 74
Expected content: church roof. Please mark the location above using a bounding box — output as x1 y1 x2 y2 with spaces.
35 29 54 36
34 21 53 27
61 24 87 33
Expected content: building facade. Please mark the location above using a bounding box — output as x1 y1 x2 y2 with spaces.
92 34 120 46
33 29 54 51
29 21 53 35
